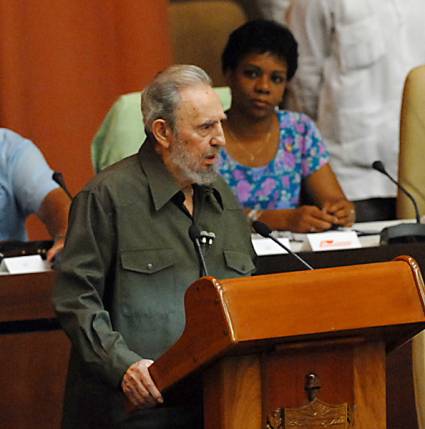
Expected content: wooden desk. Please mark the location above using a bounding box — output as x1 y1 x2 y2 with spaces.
1 242 424 428
0 271 70 429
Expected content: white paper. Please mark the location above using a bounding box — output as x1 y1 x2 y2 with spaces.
0 255 51 274
307 231 361 252
252 237 292 255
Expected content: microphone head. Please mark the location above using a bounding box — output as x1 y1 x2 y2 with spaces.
52 171 63 183
372 160 386 174
252 220 272 238
189 224 201 242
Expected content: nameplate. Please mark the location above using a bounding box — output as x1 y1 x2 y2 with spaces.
252 237 291 255
307 231 361 252
0 255 51 274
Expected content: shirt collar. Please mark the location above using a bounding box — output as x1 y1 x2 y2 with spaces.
138 138 224 212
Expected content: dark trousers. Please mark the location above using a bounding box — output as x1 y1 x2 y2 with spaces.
119 406 203 429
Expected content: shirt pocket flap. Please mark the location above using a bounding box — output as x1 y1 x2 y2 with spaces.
224 250 255 275
121 248 175 274
336 15 386 72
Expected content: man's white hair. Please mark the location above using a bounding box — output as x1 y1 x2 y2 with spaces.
141 64 212 133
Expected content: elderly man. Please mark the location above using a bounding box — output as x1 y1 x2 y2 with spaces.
0 128 70 260
53 65 256 428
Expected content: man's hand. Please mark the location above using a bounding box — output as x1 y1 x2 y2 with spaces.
46 236 65 262
121 359 164 409
37 188 70 261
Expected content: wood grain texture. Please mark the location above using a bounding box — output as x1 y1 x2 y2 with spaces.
149 277 234 392
220 259 425 343
262 341 356 411
0 271 70 429
150 258 425 399
261 340 386 428
203 355 262 429
0 329 70 428
0 271 57 322
353 342 386 429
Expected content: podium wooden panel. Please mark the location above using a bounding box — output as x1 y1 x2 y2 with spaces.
149 256 425 428
258 241 425 429
0 271 70 429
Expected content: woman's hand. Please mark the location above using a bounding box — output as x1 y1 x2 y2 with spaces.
253 200 355 233
285 205 337 233
322 200 356 227
302 164 355 228
258 206 336 233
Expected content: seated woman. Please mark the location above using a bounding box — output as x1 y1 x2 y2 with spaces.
218 19 355 233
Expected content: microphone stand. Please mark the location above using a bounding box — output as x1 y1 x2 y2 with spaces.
52 171 73 200
189 224 209 277
252 221 314 270
380 223 425 245
372 161 425 244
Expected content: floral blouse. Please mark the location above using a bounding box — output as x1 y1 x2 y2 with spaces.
218 110 329 209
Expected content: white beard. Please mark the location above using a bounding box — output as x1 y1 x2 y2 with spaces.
169 138 218 185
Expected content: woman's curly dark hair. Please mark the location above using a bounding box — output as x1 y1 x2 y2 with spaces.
222 19 298 81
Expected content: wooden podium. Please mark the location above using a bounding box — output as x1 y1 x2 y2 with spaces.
148 256 425 428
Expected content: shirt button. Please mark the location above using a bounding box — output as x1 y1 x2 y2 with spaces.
147 263 153 270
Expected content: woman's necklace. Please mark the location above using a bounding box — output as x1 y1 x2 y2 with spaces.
226 122 274 163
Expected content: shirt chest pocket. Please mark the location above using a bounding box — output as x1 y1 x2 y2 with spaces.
336 15 386 72
121 248 175 274
119 248 177 315
223 250 256 276
119 248 180 351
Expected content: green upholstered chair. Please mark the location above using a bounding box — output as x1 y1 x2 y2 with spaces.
91 87 232 172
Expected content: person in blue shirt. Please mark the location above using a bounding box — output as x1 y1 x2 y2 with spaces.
0 128 70 261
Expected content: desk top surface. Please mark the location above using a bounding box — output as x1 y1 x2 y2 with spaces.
254 219 416 254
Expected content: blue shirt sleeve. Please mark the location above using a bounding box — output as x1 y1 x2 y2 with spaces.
7 130 59 216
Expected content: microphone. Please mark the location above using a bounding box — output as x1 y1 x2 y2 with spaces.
371 160 425 244
199 230 216 246
372 161 420 222
188 224 209 277
252 221 314 270
52 171 73 200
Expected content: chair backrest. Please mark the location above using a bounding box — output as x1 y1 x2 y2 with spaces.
397 65 425 219
168 0 247 86
91 87 232 172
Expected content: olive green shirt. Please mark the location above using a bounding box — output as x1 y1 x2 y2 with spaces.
53 139 256 427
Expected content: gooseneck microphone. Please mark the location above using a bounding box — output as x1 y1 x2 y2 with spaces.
371 160 425 244
52 171 73 200
252 221 314 270
188 224 209 277
372 161 420 223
